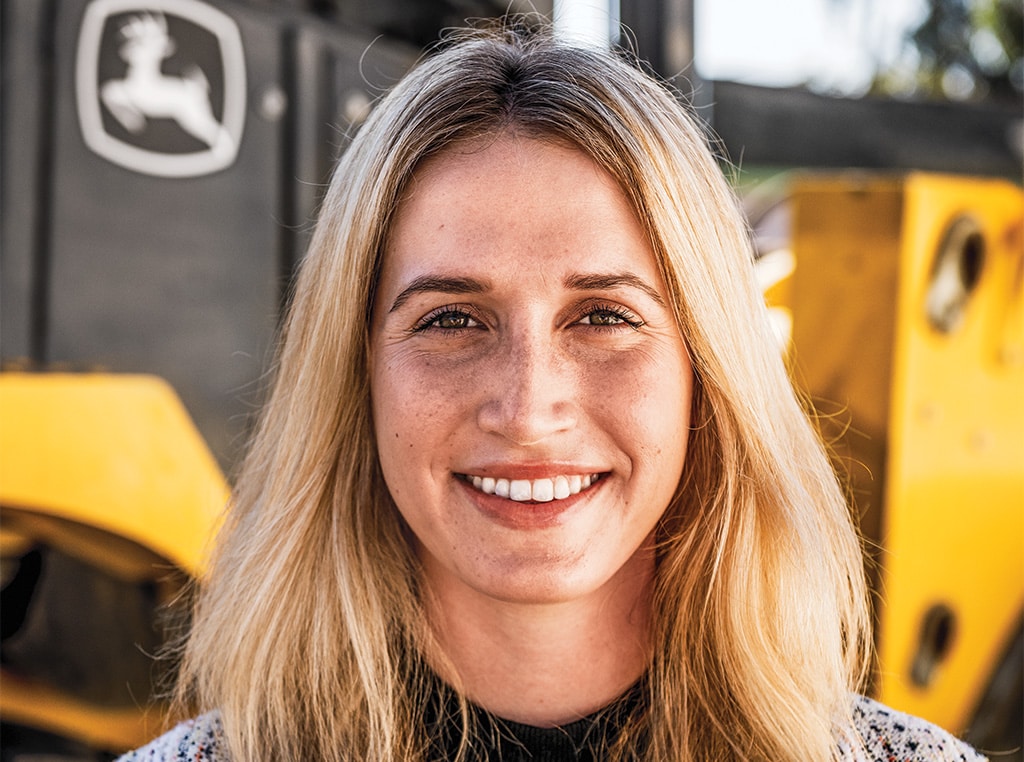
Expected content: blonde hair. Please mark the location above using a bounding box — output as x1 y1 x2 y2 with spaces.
177 24 870 761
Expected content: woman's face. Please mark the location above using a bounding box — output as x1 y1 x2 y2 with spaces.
370 135 693 606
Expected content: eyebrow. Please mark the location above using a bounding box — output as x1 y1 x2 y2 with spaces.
564 272 667 307
388 271 667 313
389 275 489 312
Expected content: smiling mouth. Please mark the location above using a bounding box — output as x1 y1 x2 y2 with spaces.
458 473 605 503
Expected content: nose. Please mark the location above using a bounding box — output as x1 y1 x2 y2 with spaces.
476 328 578 446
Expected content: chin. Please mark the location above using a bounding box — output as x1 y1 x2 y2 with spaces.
462 547 644 607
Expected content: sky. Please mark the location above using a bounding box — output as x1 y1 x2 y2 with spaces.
554 0 930 96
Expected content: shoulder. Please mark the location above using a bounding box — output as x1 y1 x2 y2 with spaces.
846 695 987 761
116 712 227 762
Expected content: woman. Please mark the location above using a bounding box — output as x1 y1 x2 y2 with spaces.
121 24 985 762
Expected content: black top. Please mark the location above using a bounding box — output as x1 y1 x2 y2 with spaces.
428 679 644 761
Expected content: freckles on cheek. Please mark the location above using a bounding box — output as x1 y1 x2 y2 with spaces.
630 389 691 466
378 369 454 449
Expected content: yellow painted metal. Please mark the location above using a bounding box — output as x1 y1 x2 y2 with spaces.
0 372 228 576
1 672 171 752
789 177 903 558
788 173 1024 734
880 175 1024 729
0 372 228 751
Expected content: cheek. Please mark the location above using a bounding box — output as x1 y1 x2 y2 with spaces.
612 348 693 474
371 353 475 477
371 361 418 487
375 353 475 424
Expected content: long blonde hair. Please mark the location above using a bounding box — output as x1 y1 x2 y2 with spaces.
177 24 870 761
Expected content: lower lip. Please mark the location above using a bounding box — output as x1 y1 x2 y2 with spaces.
457 476 601 530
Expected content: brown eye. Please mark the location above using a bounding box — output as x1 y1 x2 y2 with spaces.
436 312 474 329
582 310 626 326
413 307 482 333
576 304 643 330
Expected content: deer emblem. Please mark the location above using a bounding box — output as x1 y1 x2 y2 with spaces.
100 13 234 158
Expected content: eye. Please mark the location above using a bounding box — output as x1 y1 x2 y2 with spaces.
575 303 644 330
413 306 482 332
580 310 626 326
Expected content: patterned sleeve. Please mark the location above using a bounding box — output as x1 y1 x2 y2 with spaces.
849 695 987 761
115 713 226 762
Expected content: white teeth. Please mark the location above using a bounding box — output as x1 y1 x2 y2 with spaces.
553 475 570 500
509 479 532 501
532 478 555 502
465 473 601 502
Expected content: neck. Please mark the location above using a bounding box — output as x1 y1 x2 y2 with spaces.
421 549 654 727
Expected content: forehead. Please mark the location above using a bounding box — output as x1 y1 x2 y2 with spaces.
399 133 620 213
381 135 656 281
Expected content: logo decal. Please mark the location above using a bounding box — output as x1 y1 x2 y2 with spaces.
76 0 246 178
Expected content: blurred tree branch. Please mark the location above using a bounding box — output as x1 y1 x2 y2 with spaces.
873 0 1023 102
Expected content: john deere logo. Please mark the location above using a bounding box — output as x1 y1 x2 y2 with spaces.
76 0 246 178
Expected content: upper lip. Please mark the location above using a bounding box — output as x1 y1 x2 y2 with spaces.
455 462 608 480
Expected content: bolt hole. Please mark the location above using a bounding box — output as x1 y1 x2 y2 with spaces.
910 603 957 688
959 231 984 291
926 216 985 333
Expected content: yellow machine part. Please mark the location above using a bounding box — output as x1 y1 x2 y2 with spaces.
1 673 170 753
788 173 1024 734
0 372 229 751
0 372 227 576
